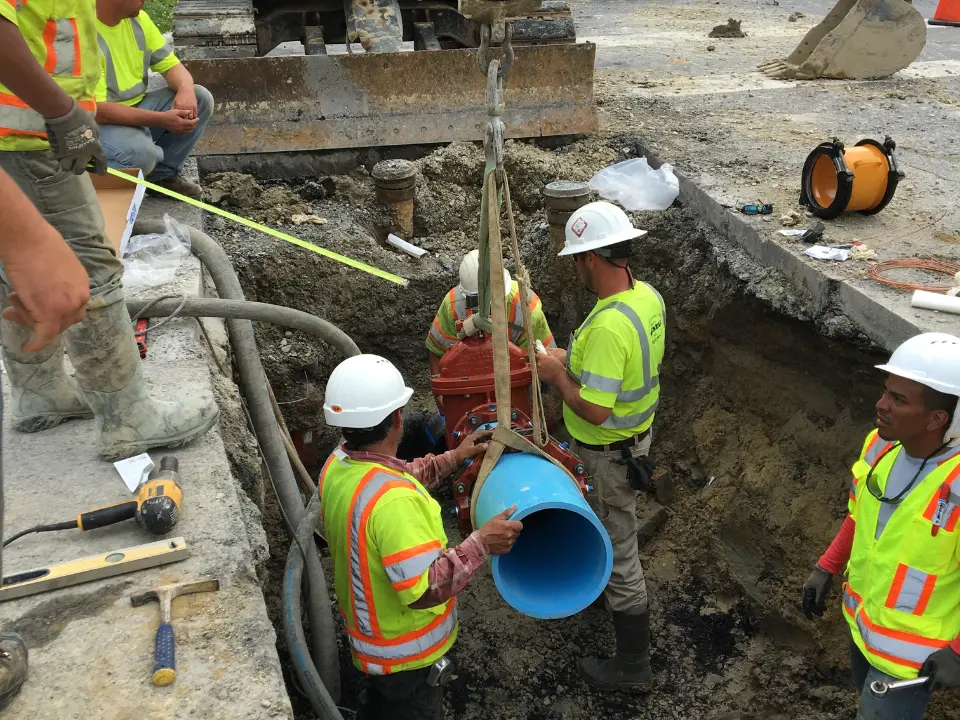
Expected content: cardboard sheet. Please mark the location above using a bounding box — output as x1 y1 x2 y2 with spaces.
90 168 145 256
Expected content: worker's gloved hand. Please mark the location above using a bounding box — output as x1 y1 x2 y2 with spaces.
454 429 493 465
802 565 833 619
920 646 960 691
477 504 523 555
43 99 107 175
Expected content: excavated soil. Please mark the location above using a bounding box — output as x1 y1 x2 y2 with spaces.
205 138 960 719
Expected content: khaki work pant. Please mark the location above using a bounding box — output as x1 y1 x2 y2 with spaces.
0 150 125 308
571 432 653 613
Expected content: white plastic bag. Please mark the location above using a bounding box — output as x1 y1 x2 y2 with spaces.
588 158 680 211
122 213 192 289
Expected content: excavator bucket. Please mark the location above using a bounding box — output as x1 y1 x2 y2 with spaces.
758 0 927 80
183 43 597 155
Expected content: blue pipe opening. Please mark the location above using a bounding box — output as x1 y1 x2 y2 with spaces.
473 452 613 619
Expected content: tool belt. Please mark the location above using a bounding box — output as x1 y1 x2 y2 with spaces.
576 430 654 493
575 428 650 453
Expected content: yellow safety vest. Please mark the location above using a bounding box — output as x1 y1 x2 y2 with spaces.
0 0 100 151
564 281 666 445
425 280 556 357
96 11 180 107
318 448 457 675
843 430 960 679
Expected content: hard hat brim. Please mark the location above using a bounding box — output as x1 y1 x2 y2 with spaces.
324 386 414 428
875 363 960 396
557 228 648 257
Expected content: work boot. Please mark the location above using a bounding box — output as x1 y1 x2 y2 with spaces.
0 632 27 711
0 318 92 433
579 606 652 693
62 299 220 461
152 174 203 200
346 0 403 53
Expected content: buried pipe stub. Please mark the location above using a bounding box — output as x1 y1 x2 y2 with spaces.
372 159 418 239
543 180 591 251
799 136 903 220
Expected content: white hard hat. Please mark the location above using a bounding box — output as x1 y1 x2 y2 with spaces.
876 332 960 444
458 249 511 297
323 354 414 429
558 201 647 257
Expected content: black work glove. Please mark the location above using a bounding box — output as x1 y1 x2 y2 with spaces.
802 565 833 619
43 99 107 175
920 646 960 691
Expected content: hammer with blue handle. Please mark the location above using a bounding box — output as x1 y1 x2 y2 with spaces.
131 579 220 686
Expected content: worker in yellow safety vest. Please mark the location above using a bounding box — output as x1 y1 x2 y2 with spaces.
0 0 218 462
320 354 522 719
535 201 665 694
427 248 556 377
95 0 214 199
803 332 960 719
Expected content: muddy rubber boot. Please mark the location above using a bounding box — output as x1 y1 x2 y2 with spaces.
0 632 27 711
0 318 92 433
346 0 403 53
62 299 220 461
579 607 652 693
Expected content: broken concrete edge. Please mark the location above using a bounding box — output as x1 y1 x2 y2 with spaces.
634 141 929 353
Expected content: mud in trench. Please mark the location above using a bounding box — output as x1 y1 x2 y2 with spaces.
207 139 960 720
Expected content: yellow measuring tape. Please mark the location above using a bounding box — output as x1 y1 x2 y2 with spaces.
108 168 408 287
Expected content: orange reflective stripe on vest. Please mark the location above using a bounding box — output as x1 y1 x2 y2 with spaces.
0 93 94 137
42 18 82 76
341 467 456 670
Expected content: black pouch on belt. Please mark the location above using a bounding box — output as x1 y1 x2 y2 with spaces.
619 446 654 492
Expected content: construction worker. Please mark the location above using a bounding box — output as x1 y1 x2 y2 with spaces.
427 249 556 404
0 169 93 710
95 0 214 199
535 201 665 693
321 354 522 719
803 332 960 719
0 1 219 461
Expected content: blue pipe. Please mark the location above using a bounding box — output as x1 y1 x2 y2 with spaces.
473 453 613 619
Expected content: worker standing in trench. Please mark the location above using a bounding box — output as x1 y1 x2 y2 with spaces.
0 0 218 461
535 201 666 693
0 170 93 708
320 354 523 719
803 332 960 719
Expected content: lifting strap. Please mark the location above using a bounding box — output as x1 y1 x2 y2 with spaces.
468 25 571 519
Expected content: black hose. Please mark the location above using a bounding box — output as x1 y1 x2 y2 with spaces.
133 220 345 708
124 297 360 359
284 489 342 720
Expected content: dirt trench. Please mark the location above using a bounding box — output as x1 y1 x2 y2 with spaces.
205 138 960 720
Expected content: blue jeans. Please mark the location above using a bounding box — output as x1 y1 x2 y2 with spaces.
852 641 932 720
100 84 214 181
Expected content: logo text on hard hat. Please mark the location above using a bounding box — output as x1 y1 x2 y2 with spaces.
331 405 343 413
571 218 588 237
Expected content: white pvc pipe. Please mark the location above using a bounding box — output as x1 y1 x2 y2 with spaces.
386 233 427 258
911 290 960 315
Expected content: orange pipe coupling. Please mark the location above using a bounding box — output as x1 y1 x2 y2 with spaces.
800 136 903 220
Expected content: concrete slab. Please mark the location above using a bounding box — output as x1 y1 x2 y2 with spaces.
573 0 960 349
0 188 291 718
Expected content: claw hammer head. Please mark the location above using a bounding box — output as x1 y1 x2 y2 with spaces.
131 579 220 622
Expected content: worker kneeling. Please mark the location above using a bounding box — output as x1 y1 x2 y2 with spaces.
321 354 523 719
804 333 960 719
94 0 213 199
536 201 666 693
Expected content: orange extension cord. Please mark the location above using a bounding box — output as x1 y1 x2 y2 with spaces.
866 259 960 293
